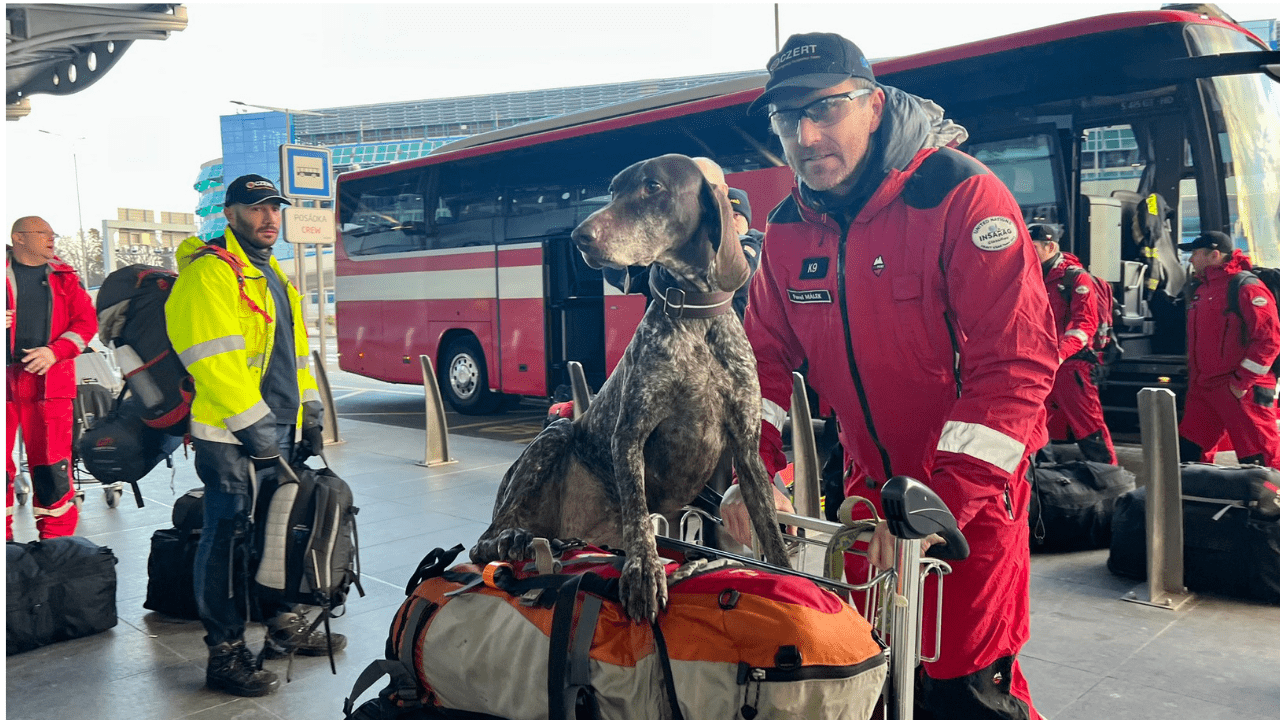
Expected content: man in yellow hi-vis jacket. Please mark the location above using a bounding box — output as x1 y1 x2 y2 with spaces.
167 174 342 697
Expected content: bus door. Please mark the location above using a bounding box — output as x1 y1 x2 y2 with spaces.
545 233 606 394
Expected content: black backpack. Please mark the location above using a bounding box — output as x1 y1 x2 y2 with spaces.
1224 267 1280 375
95 265 193 434
76 393 183 506
254 460 364 670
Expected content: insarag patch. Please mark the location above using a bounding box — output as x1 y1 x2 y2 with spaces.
971 216 1019 252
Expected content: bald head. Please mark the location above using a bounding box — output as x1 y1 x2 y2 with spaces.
691 157 727 195
10 216 57 266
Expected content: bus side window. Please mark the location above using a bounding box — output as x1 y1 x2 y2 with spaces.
337 174 428 256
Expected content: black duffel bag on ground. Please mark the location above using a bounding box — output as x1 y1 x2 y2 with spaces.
1108 463 1280 604
6 536 118 654
1030 460 1135 552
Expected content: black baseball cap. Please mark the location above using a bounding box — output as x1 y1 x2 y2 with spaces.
224 174 291 207
1028 223 1064 243
747 32 877 115
1178 230 1232 253
727 187 752 224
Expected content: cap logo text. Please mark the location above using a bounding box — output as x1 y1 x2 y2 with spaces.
770 44 819 72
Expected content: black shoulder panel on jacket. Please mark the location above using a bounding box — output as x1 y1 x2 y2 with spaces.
902 148 988 210
767 195 803 225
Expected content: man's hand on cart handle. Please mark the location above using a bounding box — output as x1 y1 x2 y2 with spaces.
867 521 945 572
720 482 796 547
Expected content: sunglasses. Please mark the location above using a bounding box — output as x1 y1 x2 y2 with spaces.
769 88 874 137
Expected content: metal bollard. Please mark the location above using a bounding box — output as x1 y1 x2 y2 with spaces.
790 371 821 519
311 350 342 446
416 355 457 467
1125 387 1192 610
567 360 593 418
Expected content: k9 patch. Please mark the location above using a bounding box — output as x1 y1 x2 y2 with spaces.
971 216 1019 251
788 288 833 304
799 257 829 279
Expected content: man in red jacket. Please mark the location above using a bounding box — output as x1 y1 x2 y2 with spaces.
7 216 98 539
721 33 1056 719
1030 223 1117 464
1178 231 1280 466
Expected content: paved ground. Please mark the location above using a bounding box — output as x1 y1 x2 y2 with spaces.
6 366 1279 720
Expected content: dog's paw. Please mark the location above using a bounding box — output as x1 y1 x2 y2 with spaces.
472 528 536 564
618 550 668 624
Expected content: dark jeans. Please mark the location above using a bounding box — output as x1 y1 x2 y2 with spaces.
193 425 295 647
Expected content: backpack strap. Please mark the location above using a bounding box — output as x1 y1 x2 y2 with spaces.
189 244 273 325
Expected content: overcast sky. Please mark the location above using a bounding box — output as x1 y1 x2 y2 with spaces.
5 2 1272 240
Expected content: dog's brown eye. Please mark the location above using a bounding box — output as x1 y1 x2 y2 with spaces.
645 180 662 194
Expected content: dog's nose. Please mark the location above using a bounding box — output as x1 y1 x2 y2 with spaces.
570 224 596 248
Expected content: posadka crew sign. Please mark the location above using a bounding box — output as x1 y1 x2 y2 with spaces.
283 207 336 245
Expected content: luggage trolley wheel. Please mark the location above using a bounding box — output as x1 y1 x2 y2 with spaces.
104 483 124 509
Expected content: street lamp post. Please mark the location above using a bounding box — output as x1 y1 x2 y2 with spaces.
38 129 92 280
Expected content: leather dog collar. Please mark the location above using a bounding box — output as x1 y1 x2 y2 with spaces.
654 286 735 320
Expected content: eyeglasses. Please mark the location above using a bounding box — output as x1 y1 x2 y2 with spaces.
769 88 874 137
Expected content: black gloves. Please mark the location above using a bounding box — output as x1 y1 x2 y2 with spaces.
293 423 325 465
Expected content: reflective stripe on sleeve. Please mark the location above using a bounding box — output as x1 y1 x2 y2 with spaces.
936 420 1025 474
178 335 247 366
303 388 322 404
1065 329 1089 344
297 355 310 370
1241 357 1269 375
762 397 787 433
224 400 271 432
57 331 87 351
190 419 241 444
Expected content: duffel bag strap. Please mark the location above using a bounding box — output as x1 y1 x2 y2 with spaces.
343 659 419 719
404 544 467 596
548 574 595 720
651 620 688 720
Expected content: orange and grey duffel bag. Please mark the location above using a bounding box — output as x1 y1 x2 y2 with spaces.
344 541 887 720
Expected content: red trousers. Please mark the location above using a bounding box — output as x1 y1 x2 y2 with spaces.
1179 382 1279 466
843 458 1037 719
1045 359 1116 463
6 366 79 540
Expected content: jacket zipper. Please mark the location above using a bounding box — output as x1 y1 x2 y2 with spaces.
835 217 894 482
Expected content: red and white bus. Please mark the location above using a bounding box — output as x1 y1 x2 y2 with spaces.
335 7 1280 424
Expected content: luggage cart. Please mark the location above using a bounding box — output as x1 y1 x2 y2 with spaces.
71 349 127 508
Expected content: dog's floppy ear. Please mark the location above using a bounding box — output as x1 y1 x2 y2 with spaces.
699 177 750 293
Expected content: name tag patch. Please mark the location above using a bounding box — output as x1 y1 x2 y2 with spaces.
799 257 829 279
788 288 833 304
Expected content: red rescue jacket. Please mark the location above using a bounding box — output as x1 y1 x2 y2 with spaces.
1042 252 1099 363
1186 250 1280 391
745 146 1057 531
6 251 98 400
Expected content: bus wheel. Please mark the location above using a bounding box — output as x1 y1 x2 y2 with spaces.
441 336 500 415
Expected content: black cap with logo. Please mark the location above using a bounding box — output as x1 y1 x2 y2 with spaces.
1028 223 1064 244
748 32 877 115
1178 230 1232 253
727 188 752 225
224 174 292 207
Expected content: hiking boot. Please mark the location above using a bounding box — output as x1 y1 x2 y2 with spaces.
264 612 347 658
206 640 279 697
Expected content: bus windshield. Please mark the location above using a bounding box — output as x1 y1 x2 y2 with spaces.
1188 24 1280 266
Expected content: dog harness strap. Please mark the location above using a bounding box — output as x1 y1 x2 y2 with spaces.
656 286 736 320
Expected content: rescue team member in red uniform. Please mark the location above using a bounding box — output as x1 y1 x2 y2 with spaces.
6 216 97 540
1178 231 1280 466
721 33 1056 719
1030 223 1117 464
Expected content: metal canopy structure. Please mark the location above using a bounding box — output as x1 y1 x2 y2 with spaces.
6 3 187 121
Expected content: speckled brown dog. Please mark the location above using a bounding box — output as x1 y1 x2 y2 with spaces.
470 154 791 623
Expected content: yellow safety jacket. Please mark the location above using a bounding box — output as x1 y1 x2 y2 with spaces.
167 228 321 451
